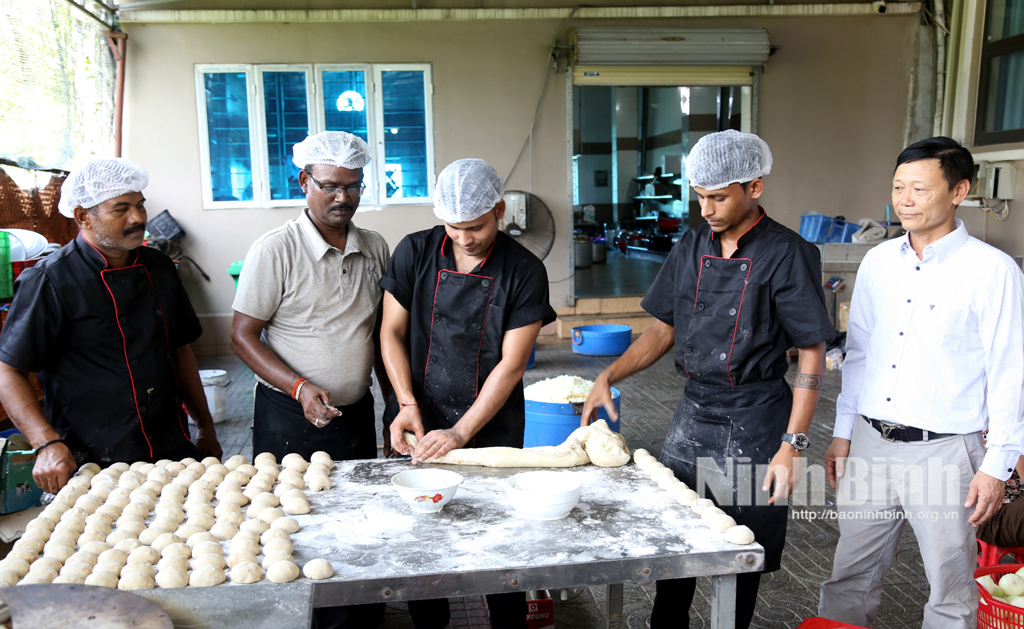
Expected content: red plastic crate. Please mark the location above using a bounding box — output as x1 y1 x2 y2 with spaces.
796 618 867 628
977 564 1024 629
11 258 38 282
980 540 1024 567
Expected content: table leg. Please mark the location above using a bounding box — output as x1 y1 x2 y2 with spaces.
607 583 623 629
710 574 737 629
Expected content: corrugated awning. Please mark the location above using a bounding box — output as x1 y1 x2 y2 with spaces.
572 27 771 67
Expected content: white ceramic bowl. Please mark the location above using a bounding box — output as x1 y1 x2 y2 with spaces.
392 469 464 514
505 471 583 520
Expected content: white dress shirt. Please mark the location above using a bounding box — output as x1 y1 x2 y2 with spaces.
835 219 1024 481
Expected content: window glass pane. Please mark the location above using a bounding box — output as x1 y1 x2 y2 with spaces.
204 72 253 202
986 0 1024 42
322 70 372 194
263 71 308 200
382 70 428 199
983 49 1024 133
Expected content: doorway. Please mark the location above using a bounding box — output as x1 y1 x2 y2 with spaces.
572 84 751 299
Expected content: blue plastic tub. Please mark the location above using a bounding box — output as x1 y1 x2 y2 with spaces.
0 429 20 439
571 324 632 357
799 214 859 244
524 387 621 447
526 344 536 370
828 220 859 243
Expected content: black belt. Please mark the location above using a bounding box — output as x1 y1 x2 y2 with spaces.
862 416 955 442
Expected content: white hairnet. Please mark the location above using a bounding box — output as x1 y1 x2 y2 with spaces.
291 131 371 170
433 159 504 224
684 130 772 191
58 157 149 218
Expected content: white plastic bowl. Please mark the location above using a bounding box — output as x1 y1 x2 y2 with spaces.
505 471 583 520
392 469 464 514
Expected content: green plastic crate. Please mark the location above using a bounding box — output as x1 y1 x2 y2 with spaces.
0 232 12 299
227 260 244 291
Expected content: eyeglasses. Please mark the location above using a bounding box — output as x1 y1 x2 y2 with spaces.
307 174 365 197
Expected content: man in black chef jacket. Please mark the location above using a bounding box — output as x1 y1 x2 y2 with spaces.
0 158 222 495
380 158 557 629
582 130 833 629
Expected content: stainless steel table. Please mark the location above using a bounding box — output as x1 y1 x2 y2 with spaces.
289 459 764 629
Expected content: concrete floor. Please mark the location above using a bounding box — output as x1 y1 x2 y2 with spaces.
199 338 932 629
573 251 666 299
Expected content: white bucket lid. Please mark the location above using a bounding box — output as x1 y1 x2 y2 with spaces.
198 369 229 386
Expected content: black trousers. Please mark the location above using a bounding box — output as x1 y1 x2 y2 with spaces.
650 573 763 629
407 593 528 629
252 384 380 629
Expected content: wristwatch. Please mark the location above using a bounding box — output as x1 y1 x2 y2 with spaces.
782 432 809 451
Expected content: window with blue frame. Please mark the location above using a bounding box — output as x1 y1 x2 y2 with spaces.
203 72 254 203
381 70 429 199
196 63 433 208
262 70 310 201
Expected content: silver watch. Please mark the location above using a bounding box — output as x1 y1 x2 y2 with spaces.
782 432 809 451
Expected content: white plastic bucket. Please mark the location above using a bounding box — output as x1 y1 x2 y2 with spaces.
198 369 229 424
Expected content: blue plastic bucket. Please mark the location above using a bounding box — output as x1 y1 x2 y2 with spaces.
526 344 536 370
0 429 20 439
524 387 621 447
571 325 632 357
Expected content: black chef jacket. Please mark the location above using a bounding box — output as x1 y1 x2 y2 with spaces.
380 226 557 447
0 235 203 463
641 210 834 387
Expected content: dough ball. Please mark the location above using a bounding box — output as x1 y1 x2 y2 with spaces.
723 525 755 545
45 534 77 550
77 530 107 546
155 566 189 589
6 548 36 564
27 517 56 533
263 538 294 555
92 560 123 577
642 461 665 476
161 542 191 559
266 560 299 584
233 529 261 544
53 573 86 584
193 553 226 570
85 571 118 588
229 561 263 584
271 517 300 534
254 468 278 483
310 451 333 468
164 462 186 476
118 521 147 537
61 507 88 523
306 474 331 492
175 523 204 541
119 571 155 590
281 454 308 472
67 551 98 567
32 557 63 574
146 468 169 484
105 494 130 510
304 462 331 478
22 527 51 543
20 572 56 585
186 502 214 517
253 452 276 468
160 484 186 501
676 489 699 506
666 484 690 499
277 473 303 490
187 532 220 548
14 538 45 555
189 564 225 587
240 519 269 535
273 483 299 498
649 468 675 483
701 506 726 521
155 505 185 524
151 533 182 553
116 512 145 527
302 558 334 580
229 539 259 556
90 487 114 504
188 480 216 499
222 454 246 470
193 541 223 556
123 501 151 518
260 527 289 546
251 492 279 510
657 475 681 490
127 545 160 564
186 463 207 477
118 476 142 491
79 462 102 476
84 520 112 537
198 456 219 467
74 495 101 515
243 482 272 500
219 513 245 527
138 527 170 546
187 514 215 531
108 462 130 473
201 471 225 486
59 561 92 578
227 551 258 568
708 514 738 533
129 486 157 501
81 540 112 555
260 551 293 571
156 555 189 572
633 448 650 461
217 491 247 508
24 565 59 583
210 521 238 541
0 569 18 586
114 538 143 554
204 463 228 478
42 545 75 563
281 498 310 515
98 548 128 565
122 561 156 578
214 502 241 518
690 498 714 515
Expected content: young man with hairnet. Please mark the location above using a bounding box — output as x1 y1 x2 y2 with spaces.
0 157 222 494
582 130 834 628
230 131 391 629
381 158 556 629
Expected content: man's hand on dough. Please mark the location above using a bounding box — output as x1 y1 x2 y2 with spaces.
581 373 618 427
411 428 468 465
389 406 424 456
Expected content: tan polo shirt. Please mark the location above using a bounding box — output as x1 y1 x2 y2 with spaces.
232 209 390 407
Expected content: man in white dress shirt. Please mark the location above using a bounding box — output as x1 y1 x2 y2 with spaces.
818 137 1024 629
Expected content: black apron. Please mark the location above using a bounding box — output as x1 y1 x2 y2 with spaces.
386 268 524 449
660 254 792 572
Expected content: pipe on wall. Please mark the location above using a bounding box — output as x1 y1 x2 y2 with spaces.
106 32 128 158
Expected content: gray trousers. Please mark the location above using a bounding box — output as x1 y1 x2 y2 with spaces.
818 416 984 629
